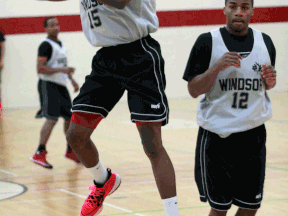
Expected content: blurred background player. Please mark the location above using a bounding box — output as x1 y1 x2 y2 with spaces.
183 0 276 215
30 17 80 169
0 29 5 113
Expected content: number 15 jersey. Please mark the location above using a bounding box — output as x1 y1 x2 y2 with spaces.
79 0 159 47
183 27 275 138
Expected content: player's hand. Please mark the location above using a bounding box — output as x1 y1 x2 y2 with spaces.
214 52 242 72
71 79 79 92
63 67 75 75
261 64 276 87
0 61 3 70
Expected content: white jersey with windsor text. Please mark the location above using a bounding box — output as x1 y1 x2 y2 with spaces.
79 0 159 47
38 38 69 86
197 28 272 138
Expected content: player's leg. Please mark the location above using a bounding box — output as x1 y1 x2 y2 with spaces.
66 116 100 167
31 80 60 169
209 208 228 216
66 47 125 216
231 124 267 216
136 122 179 215
64 118 81 163
127 35 178 215
60 86 80 163
235 208 257 216
39 119 57 147
66 114 121 216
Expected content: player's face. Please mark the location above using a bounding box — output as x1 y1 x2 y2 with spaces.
224 0 253 35
45 18 60 37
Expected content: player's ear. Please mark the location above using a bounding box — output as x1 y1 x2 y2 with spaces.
223 7 227 15
251 8 254 16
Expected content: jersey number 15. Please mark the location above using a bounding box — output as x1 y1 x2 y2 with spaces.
88 9 102 28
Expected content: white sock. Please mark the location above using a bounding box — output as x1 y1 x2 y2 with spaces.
88 160 108 185
161 196 179 216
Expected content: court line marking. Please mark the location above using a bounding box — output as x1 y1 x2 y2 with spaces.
0 196 75 204
0 169 18 177
60 189 146 216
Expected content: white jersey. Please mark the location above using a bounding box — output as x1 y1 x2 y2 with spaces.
38 38 69 86
79 0 159 47
197 28 272 138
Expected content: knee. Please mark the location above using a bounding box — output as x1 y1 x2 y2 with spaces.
66 128 89 149
142 139 163 160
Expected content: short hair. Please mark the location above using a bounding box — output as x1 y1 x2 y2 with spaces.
44 17 56 28
225 0 254 7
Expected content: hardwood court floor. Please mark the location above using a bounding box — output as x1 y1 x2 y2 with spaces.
0 91 287 216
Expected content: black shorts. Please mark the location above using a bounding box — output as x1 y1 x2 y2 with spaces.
72 35 169 125
36 79 72 121
195 125 267 211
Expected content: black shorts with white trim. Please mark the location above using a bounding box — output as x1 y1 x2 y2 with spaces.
72 35 169 126
195 124 266 210
36 80 72 121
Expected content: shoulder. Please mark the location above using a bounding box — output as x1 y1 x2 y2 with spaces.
261 32 274 44
192 32 212 52
259 31 276 52
39 41 52 50
195 32 212 45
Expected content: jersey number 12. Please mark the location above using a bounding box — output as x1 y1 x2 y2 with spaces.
232 92 249 109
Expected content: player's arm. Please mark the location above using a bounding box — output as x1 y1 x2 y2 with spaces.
97 0 131 9
188 52 241 98
183 33 216 98
261 34 277 91
37 56 72 75
67 73 79 92
37 42 74 75
184 33 241 98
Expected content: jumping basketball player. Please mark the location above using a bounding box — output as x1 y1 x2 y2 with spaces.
45 0 180 215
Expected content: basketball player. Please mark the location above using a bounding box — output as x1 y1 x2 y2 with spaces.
0 29 5 113
42 0 181 215
183 0 276 215
30 17 80 169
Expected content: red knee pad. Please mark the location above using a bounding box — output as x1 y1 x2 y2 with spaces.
135 121 162 127
71 112 103 129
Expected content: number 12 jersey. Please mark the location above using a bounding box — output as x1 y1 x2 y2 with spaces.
183 27 276 138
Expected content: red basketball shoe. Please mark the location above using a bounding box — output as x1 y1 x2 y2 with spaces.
65 149 81 164
30 150 53 169
80 169 121 216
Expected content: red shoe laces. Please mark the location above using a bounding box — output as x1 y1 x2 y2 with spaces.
86 186 105 207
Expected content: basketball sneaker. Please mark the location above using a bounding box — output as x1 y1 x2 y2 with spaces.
30 150 53 169
80 168 121 216
65 149 81 164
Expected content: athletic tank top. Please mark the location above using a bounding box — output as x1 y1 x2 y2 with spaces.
197 28 272 138
38 38 69 86
79 0 158 47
